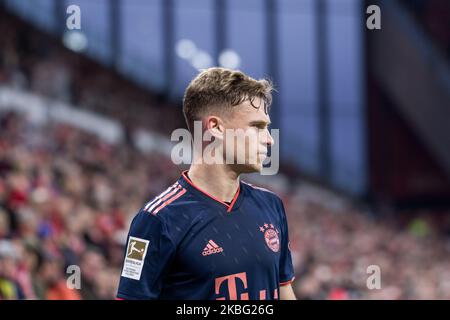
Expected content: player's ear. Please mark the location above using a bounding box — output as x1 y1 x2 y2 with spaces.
205 115 225 139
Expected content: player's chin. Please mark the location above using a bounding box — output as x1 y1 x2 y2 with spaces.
237 162 263 174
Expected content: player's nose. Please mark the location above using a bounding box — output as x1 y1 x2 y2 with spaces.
262 129 274 147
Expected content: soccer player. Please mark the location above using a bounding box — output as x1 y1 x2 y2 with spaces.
117 68 296 300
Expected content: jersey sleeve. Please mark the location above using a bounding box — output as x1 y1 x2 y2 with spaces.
117 210 176 299
277 198 295 285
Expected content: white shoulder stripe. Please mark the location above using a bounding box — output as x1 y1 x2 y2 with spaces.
143 182 179 210
146 184 182 213
242 181 275 194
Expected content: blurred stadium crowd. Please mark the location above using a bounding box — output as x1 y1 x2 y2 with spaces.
0 111 178 299
1 8 450 300
1 110 449 300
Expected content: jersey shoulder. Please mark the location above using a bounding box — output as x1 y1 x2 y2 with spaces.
134 181 206 243
141 181 189 216
242 180 281 202
242 180 285 215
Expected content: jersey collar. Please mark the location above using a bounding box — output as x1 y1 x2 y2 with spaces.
179 170 243 213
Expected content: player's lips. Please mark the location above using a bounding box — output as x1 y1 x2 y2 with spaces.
258 152 268 158
258 150 268 156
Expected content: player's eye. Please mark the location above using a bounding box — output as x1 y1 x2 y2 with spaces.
252 124 266 129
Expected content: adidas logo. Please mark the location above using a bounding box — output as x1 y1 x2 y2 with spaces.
202 240 223 256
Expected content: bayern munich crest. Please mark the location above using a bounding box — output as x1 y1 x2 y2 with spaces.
259 223 280 253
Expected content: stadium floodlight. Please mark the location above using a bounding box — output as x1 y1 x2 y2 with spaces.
219 49 241 69
190 50 213 70
176 39 197 60
62 30 88 53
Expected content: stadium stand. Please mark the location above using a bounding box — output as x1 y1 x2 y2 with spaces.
1 105 449 299
1 6 449 300
399 0 450 58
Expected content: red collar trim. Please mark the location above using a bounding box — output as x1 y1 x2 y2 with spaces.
182 171 240 213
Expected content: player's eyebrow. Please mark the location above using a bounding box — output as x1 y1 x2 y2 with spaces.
249 120 271 127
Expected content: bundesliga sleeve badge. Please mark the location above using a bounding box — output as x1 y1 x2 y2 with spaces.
121 236 150 280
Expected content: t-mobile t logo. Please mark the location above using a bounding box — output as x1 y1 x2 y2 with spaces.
215 272 278 300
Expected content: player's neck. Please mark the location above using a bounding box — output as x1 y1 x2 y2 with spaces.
187 164 240 203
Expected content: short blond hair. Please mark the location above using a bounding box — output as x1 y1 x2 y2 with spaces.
183 67 273 131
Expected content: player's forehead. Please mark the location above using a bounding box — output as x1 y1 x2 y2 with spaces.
232 98 271 124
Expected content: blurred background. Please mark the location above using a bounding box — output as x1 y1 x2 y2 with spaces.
0 0 449 299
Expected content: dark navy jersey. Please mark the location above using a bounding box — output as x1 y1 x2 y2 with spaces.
117 171 295 300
